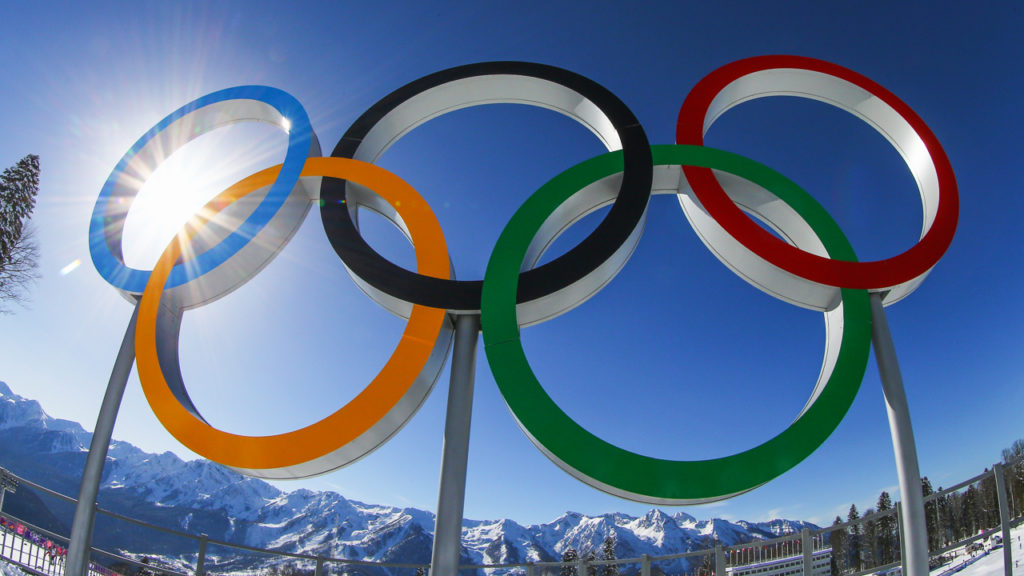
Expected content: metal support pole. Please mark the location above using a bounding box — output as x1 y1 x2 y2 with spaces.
993 464 1013 576
196 534 208 576
869 293 928 576
67 304 139 576
801 529 813 576
429 314 480 576
715 545 725 576
314 556 324 576
641 554 651 576
0 488 6 515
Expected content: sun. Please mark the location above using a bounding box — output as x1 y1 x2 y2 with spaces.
120 122 290 271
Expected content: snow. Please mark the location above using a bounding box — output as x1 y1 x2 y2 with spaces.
930 524 1024 576
1 558 28 576
11 380 1021 576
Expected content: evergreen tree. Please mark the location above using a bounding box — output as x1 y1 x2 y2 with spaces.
0 154 40 311
949 490 967 541
698 550 714 576
698 538 720 576
561 548 579 576
963 485 980 536
847 505 862 572
600 536 619 576
937 488 955 546
583 549 597 576
829 516 847 576
922 478 940 552
875 492 897 565
979 471 999 530
1001 439 1024 517
862 508 877 569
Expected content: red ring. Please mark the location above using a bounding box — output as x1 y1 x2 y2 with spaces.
676 55 958 290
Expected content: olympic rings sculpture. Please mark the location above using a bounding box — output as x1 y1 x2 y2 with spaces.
89 56 957 504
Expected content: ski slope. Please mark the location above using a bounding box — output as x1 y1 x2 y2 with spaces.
930 524 1024 576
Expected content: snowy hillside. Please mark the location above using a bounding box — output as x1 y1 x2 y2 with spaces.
0 381 817 572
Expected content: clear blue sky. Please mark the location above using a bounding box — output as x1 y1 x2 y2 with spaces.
1 2 1022 528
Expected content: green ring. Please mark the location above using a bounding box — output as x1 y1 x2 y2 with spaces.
481 144 872 504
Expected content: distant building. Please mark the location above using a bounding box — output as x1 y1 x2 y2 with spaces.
725 549 831 576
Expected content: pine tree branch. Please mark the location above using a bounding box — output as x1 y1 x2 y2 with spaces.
0 154 41 313
0 224 40 313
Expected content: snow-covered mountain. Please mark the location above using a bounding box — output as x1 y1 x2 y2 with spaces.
0 381 817 573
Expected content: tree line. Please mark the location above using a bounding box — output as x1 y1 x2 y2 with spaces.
829 438 1024 575
560 536 620 576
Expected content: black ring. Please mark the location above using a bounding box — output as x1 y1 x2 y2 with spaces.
321 61 652 312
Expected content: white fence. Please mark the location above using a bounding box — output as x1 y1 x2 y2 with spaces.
0 455 1022 576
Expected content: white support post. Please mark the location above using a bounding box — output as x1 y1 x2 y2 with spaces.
993 464 1013 576
67 304 139 576
869 293 929 576
429 314 480 576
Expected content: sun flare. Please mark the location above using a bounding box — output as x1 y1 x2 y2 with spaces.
120 122 289 270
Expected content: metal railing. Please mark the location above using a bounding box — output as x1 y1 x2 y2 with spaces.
0 453 1021 576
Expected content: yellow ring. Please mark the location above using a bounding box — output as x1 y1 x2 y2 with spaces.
136 157 450 475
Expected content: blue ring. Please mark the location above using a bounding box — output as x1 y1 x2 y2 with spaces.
89 86 313 294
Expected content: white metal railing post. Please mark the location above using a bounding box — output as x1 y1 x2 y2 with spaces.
993 463 1013 576
0 467 15 515
196 533 208 576
801 529 812 576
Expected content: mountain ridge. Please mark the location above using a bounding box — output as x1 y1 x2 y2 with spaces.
0 381 818 573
